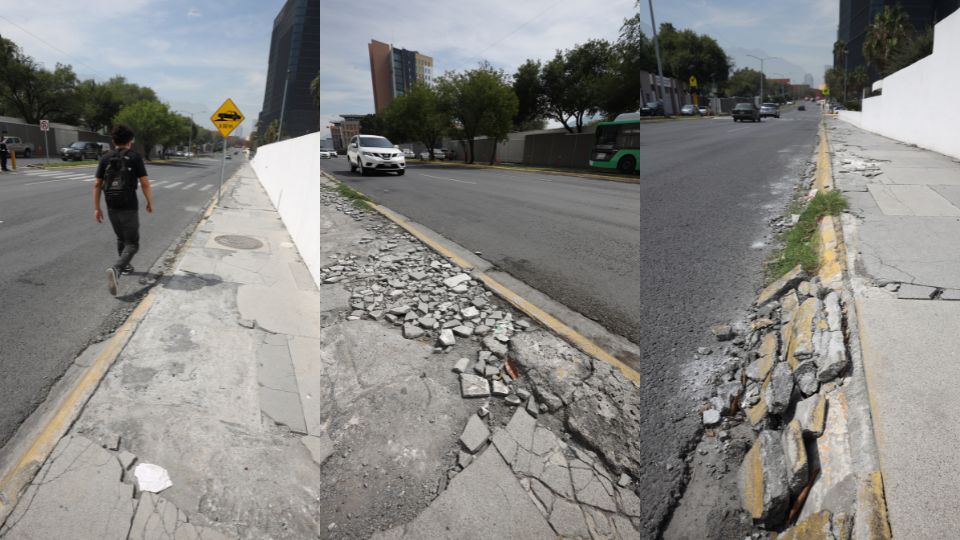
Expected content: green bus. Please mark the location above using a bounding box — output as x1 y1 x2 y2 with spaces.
589 112 642 173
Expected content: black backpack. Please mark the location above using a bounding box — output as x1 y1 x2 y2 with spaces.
102 149 136 208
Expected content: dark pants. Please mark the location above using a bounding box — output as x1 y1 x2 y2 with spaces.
1 154 7 170
107 208 139 271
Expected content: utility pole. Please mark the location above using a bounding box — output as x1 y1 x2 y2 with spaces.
648 0 667 112
747 54 779 103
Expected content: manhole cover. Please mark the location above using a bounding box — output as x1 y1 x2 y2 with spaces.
214 235 263 250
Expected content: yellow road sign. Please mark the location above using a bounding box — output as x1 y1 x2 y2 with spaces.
689 75 698 88
210 98 244 137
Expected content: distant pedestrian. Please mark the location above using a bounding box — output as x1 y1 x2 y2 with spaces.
94 124 154 296
0 139 9 171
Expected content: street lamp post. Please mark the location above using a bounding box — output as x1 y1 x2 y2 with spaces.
648 0 668 112
174 110 205 159
747 54 780 103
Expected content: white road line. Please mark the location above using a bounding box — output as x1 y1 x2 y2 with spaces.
727 126 752 133
24 178 70 185
199 184 212 191
182 183 197 190
163 182 182 189
420 173 477 185
150 181 166 186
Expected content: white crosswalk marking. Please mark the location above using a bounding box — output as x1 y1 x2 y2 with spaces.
200 185 212 191
182 183 197 190
150 181 166 186
163 182 182 189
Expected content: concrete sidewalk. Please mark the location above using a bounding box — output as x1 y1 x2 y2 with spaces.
829 117 960 538
0 163 646 539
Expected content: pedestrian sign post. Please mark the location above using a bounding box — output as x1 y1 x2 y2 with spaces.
210 98 245 206
689 76 699 106
39 120 50 165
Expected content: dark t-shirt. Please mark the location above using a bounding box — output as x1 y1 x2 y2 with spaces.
96 149 148 210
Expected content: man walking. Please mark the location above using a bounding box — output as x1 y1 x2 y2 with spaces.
0 138 9 171
94 124 154 296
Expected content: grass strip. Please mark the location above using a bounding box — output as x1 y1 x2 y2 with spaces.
336 183 372 211
766 190 848 280
33 160 99 168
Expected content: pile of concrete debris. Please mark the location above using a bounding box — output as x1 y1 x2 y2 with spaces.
700 263 885 538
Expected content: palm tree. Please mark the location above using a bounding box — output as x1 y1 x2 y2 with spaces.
309 71 320 109
862 5 912 77
832 40 847 69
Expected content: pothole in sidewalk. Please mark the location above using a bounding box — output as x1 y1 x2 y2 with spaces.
214 235 263 250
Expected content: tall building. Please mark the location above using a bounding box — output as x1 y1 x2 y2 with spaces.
836 0 958 81
329 114 363 152
258 0 320 139
804 73 814 87
368 40 433 114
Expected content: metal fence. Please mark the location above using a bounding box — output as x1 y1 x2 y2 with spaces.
522 131 596 169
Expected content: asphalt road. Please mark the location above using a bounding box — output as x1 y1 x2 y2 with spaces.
324 107 821 529
321 157 642 347
0 155 242 448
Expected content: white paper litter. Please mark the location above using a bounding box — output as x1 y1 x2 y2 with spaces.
133 463 173 493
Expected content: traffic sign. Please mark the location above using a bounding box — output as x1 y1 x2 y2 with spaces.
39 119 49 132
210 98 244 138
689 75 698 88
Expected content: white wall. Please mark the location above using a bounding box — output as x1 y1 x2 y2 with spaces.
849 9 960 159
250 132 323 286
837 110 862 128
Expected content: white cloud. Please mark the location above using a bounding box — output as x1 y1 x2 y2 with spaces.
187 7 202 18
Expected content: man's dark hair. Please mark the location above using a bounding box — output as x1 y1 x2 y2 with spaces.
111 124 135 145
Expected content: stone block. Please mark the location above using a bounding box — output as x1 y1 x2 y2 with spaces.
460 414 490 453
765 362 794 416
793 394 826 437
452 357 470 373
748 333 778 381
710 324 736 341
782 420 809 496
794 359 820 397
787 298 821 366
460 373 490 398
896 283 937 300
757 265 808 306
739 430 789 526
776 510 834 540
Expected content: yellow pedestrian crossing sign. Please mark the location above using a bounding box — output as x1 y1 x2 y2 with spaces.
210 98 244 137
689 75 698 88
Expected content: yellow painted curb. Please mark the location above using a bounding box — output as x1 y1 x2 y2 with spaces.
364 199 640 384
0 293 156 520
814 122 834 192
817 216 844 290
858 470 893 540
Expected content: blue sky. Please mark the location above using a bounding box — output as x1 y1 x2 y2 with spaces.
0 0 285 137
319 0 837 136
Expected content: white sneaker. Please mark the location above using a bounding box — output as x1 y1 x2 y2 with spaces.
106 267 118 296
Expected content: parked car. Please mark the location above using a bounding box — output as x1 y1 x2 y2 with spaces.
760 102 780 118
732 102 761 122
59 141 103 161
347 134 406 176
640 101 665 116
798 103 806 111
2 136 34 158
419 149 446 160
402 148 415 158
698 105 710 116
679 104 700 116
319 149 335 158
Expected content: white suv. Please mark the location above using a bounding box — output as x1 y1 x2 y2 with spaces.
347 135 405 176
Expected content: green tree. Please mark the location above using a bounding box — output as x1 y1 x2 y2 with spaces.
114 101 177 160
541 40 611 133
886 26 934 75
263 119 281 144
863 4 912 77
436 63 518 163
79 76 159 132
511 59 545 131
725 68 765 97
832 40 848 69
0 37 82 124
359 114 386 136
656 23 731 88
478 70 518 164
382 82 450 159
